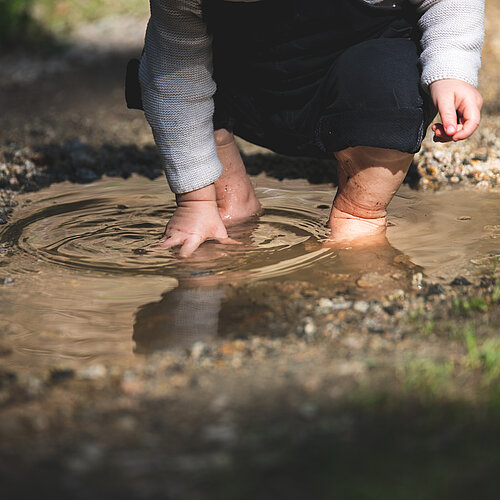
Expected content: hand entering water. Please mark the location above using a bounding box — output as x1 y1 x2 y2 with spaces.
156 184 241 258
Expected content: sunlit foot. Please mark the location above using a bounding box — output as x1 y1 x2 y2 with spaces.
214 128 263 226
324 206 388 249
217 185 263 226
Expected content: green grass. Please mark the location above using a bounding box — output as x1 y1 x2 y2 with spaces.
464 325 500 384
399 358 455 399
0 0 41 47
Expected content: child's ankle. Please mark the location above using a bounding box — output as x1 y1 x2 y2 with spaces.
327 206 387 247
329 206 386 229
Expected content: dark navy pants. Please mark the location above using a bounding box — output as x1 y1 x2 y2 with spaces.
205 0 436 157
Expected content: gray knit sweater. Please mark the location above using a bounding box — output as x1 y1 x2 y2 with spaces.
139 0 485 194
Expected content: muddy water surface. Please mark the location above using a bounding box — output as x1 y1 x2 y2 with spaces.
0 175 498 370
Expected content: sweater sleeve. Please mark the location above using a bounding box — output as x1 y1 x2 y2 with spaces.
139 0 222 194
409 0 485 90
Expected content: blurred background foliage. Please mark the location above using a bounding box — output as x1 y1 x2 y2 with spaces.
0 0 148 48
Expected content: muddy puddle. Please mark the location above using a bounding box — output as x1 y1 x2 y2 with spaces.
0 175 498 370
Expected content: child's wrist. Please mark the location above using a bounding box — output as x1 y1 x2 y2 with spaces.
175 183 217 204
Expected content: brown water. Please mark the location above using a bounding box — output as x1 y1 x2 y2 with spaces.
0 175 498 370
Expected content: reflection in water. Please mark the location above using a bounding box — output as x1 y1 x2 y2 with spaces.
0 176 498 367
134 285 225 352
133 235 423 353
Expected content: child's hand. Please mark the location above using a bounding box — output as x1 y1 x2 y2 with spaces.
429 79 483 143
156 184 241 258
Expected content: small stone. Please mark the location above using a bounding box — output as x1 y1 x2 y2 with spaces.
365 319 384 334
330 299 352 310
23 375 43 397
133 248 147 255
387 289 405 301
303 318 317 338
117 204 128 210
316 298 334 314
356 278 374 288
383 303 401 316
353 301 370 314
324 323 341 339
190 341 209 361
77 364 107 380
450 276 472 286
473 149 488 162
458 216 472 221
316 204 330 209
412 272 424 290
1 277 13 285
426 283 445 296
50 368 75 383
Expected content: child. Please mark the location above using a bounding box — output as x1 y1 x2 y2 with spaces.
133 0 484 257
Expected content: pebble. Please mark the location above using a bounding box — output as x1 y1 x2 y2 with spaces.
1 277 13 285
426 283 445 296
412 273 424 290
450 276 472 286
50 368 75 383
190 341 210 362
302 317 318 339
316 297 334 314
77 364 107 380
364 319 384 334
386 289 405 301
353 301 370 314
330 299 353 310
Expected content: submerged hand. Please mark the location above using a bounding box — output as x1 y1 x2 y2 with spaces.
429 79 483 143
156 184 241 258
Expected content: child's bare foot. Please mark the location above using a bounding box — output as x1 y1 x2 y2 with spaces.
214 129 262 225
325 206 388 249
327 146 414 247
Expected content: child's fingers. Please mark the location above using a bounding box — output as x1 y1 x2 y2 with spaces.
155 234 184 250
451 100 481 141
436 93 458 136
216 237 243 246
179 234 205 258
